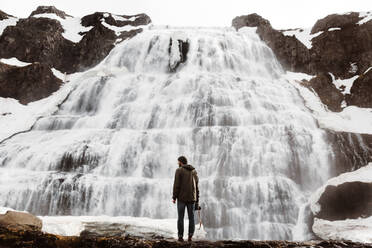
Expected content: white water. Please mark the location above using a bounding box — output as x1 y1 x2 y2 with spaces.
0 26 332 240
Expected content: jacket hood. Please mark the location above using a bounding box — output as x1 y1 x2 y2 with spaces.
181 164 195 171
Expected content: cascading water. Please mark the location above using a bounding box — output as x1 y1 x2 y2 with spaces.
0 26 332 240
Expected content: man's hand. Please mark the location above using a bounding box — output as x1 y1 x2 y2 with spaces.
172 199 176 204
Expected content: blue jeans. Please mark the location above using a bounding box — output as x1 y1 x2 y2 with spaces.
177 200 195 238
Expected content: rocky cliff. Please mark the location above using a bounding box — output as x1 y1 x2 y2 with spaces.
233 12 372 111
0 6 151 104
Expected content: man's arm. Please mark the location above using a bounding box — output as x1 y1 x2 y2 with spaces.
172 169 181 201
194 171 199 204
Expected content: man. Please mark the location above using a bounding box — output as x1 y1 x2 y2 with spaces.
172 156 199 242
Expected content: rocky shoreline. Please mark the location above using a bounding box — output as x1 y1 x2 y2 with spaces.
0 225 371 248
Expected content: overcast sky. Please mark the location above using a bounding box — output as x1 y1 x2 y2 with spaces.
2 0 372 29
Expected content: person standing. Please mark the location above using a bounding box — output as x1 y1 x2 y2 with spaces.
172 156 200 242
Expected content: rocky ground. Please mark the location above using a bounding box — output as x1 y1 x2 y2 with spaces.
0 225 371 248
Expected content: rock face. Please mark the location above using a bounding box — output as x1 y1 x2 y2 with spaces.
303 73 344 112
0 211 42 231
232 12 372 110
347 69 372 107
0 62 62 104
0 6 151 104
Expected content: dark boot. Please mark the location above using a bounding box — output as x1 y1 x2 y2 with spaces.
178 237 184 242
188 235 192 242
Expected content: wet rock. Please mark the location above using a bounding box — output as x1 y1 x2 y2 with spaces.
326 130 372 174
0 211 42 231
0 62 62 104
346 69 372 108
29 6 71 19
303 73 344 112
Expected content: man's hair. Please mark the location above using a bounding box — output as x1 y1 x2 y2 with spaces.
178 156 187 165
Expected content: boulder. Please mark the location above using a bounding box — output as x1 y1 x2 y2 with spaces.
346 69 372 108
0 210 42 231
304 73 344 112
316 181 372 221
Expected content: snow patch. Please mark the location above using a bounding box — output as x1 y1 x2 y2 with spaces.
313 217 372 243
328 27 341 31
329 73 358 95
112 15 136 22
0 17 18 36
310 163 372 215
32 13 93 43
101 20 147 35
285 71 372 134
282 28 323 49
358 11 372 25
0 57 31 67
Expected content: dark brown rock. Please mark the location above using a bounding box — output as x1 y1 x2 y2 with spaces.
0 16 70 69
311 13 361 34
29 6 70 19
0 211 42 231
303 73 344 112
347 69 372 107
0 62 62 104
315 181 372 221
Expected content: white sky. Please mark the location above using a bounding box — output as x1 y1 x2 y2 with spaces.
1 0 372 29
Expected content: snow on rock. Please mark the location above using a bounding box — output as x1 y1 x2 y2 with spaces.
310 163 372 215
309 164 372 243
100 19 148 35
358 11 372 25
0 16 18 36
0 57 31 67
329 73 358 95
328 27 341 31
313 217 372 243
32 13 92 43
40 215 207 239
282 28 323 49
285 72 372 134
112 14 136 22
0 71 82 141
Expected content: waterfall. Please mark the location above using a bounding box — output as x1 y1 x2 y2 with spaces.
0 26 332 240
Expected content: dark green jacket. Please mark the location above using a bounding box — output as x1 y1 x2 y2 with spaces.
172 164 199 203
